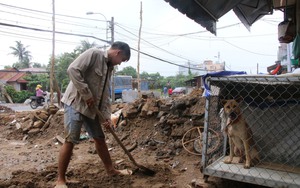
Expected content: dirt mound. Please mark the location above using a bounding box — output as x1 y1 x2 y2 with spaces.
0 90 265 188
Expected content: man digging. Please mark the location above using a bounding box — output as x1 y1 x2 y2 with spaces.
55 41 132 188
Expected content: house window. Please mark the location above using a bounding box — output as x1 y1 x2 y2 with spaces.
20 83 27 91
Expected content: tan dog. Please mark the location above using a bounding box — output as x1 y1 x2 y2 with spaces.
222 98 259 169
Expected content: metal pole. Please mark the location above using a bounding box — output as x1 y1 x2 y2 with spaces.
86 12 109 49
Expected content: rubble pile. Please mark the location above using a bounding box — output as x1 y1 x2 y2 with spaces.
2 88 207 157
2 105 61 141
0 88 230 187
0 88 261 187
110 88 206 158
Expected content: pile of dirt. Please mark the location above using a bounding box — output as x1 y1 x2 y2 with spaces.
0 89 266 188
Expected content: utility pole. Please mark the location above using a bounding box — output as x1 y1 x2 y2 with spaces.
111 17 114 44
137 2 143 98
110 17 116 102
50 0 55 105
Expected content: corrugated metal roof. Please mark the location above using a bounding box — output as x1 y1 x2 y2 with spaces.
7 72 27 83
20 68 47 72
0 68 28 83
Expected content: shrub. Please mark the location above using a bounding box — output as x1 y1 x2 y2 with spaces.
4 85 34 103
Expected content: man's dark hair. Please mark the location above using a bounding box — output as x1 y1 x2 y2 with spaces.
111 41 131 61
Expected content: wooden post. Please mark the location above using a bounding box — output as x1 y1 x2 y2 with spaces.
111 17 115 102
137 1 143 98
50 0 55 105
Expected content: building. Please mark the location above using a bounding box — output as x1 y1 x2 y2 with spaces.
0 67 47 91
178 60 225 75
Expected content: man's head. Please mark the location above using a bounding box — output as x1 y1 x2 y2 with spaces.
107 41 131 66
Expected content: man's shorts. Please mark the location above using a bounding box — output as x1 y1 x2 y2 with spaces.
63 103 105 144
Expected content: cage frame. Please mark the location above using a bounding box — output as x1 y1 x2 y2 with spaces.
201 74 300 188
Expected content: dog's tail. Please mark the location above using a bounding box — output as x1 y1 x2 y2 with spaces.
251 148 260 166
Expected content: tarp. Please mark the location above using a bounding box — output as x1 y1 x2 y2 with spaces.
293 34 300 60
233 0 273 31
202 71 247 97
165 0 273 35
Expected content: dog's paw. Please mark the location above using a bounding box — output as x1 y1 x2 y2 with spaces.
223 159 232 164
243 164 251 169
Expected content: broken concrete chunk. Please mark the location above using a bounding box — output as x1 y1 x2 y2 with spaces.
33 120 44 128
15 122 21 129
28 128 40 135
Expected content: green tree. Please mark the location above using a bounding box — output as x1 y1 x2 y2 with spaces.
46 41 90 93
162 76 175 88
51 51 79 92
4 65 12 69
23 73 50 92
172 73 187 87
140 72 164 90
116 66 137 78
9 41 32 68
140 71 150 79
32 62 45 68
75 40 97 54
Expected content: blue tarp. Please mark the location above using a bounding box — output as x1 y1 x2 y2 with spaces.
202 71 247 97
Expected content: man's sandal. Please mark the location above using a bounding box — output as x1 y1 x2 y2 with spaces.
54 184 68 188
118 169 133 176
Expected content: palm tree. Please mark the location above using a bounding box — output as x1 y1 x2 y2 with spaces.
75 40 98 54
9 41 32 68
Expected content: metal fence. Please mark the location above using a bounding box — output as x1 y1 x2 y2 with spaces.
201 75 300 188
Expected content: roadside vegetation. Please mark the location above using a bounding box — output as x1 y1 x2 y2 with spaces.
5 40 198 102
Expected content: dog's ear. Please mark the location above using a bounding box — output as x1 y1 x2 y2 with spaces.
220 99 227 106
236 96 243 103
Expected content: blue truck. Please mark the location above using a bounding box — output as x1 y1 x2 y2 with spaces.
113 76 133 99
112 76 149 99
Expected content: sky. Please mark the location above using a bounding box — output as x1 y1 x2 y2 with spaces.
0 0 284 76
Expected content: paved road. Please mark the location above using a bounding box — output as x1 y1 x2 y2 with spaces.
0 103 60 112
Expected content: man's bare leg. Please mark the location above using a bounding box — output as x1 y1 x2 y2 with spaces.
94 138 120 175
56 142 74 185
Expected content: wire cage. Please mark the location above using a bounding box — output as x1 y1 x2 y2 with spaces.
201 75 300 188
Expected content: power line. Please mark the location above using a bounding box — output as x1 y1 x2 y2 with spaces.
0 2 279 72
0 22 109 44
0 3 107 23
0 29 80 46
0 21 206 71
130 48 205 71
0 9 107 32
116 22 241 37
223 40 276 56
115 23 202 64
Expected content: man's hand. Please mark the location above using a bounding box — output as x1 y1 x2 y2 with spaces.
102 119 113 130
86 98 94 107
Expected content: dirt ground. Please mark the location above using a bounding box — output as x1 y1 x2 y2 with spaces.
0 93 268 188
